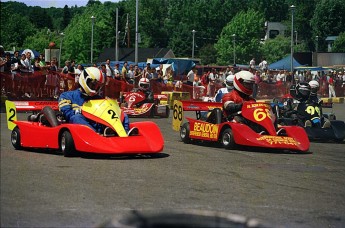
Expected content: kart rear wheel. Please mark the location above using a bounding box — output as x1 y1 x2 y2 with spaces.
60 130 76 157
180 123 191 143
221 128 235 150
11 127 22 150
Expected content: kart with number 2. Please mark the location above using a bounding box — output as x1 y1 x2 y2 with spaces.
6 99 164 157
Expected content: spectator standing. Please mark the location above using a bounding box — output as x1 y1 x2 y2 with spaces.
253 70 261 99
328 74 336 98
114 63 121 80
121 61 128 81
186 66 195 86
249 57 256 70
105 59 114 78
258 58 268 72
127 64 135 85
207 68 217 97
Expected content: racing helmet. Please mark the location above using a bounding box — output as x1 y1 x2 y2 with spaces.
308 80 319 96
139 77 150 90
79 67 105 96
225 74 235 91
233 70 255 95
295 82 311 101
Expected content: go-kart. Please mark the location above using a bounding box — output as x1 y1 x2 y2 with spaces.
121 91 170 118
172 100 310 153
272 98 345 143
5 99 164 157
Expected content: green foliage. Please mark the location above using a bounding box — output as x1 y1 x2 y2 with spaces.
215 9 265 65
332 32 345 52
260 35 290 63
311 0 345 52
61 3 115 64
1 0 344 66
0 4 37 49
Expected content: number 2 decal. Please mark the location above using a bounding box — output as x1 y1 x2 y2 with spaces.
8 108 16 122
108 109 118 119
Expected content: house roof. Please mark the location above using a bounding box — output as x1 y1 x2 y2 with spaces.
97 48 175 62
325 36 338 41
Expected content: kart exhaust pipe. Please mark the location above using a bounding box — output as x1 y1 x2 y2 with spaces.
42 106 59 127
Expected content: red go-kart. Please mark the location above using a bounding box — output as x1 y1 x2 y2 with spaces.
173 100 310 153
6 99 164 157
121 91 170 118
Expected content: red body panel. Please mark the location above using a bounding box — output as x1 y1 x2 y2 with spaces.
186 118 309 152
13 121 164 154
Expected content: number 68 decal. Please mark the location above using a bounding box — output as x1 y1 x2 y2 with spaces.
253 108 272 121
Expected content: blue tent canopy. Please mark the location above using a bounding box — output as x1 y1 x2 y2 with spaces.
269 55 303 70
152 58 196 78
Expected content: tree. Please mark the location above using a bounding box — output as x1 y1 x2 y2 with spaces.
62 6 71 29
311 0 345 52
61 4 116 64
260 35 290 64
332 32 345 52
215 9 265 65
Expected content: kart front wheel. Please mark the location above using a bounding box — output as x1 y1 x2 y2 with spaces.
165 106 170 118
180 123 191 143
11 127 22 150
221 128 235 149
60 131 76 157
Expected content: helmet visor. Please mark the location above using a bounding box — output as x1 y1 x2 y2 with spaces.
87 79 103 92
242 81 254 90
141 83 150 89
225 81 233 87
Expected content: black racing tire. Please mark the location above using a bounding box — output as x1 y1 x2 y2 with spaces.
220 128 235 150
180 122 191 144
60 130 76 157
149 107 155 118
11 127 22 150
165 106 170 118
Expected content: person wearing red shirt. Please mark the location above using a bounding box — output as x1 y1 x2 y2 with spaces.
222 70 256 122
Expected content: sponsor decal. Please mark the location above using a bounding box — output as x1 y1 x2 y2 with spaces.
257 135 300 146
190 122 218 139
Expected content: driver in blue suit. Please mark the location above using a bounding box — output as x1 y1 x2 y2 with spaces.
58 67 132 135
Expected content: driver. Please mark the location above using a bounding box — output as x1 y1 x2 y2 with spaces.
58 67 132 135
131 77 154 105
214 74 235 102
308 80 320 104
222 70 256 123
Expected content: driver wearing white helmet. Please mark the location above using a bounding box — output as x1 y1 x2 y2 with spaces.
58 67 132 135
131 77 154 104
214 74 235 102
222 70 256 122
308 80 320 104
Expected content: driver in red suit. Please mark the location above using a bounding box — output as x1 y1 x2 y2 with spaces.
222 70 256 122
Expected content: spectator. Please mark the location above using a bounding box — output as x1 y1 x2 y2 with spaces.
186 66 195 86
258 58 268 72
328 74 336 98
114 63 121 80
249 57 256 70
121 61 128 81
127 64 135 85
105 59 114 78
207 68 217 97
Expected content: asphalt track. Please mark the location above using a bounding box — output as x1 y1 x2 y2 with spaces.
1 103 345 227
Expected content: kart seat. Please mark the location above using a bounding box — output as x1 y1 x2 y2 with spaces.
41 106 59 127
206 108 223 124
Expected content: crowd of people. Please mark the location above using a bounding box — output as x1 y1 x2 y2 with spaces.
1 45 344 101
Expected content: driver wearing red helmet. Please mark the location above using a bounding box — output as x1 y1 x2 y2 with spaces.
222 70 256 122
